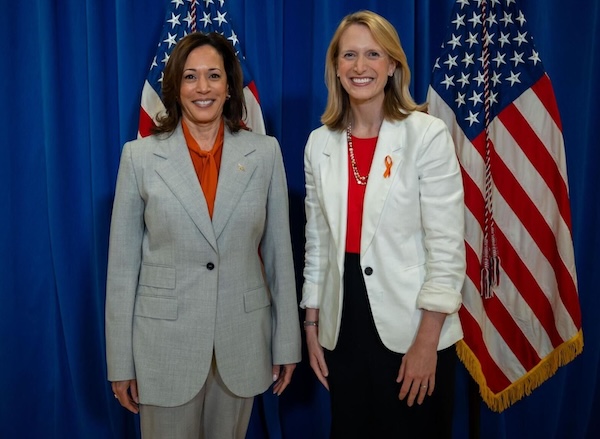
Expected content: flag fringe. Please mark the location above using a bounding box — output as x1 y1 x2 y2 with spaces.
456 330 584 412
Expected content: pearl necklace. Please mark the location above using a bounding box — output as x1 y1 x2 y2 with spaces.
347 124 368 185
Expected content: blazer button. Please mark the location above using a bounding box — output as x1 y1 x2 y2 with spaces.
206 262 215 270
364 267 373 276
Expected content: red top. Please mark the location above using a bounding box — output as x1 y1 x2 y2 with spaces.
345 135 378 253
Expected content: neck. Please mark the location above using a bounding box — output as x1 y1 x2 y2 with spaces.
350 102 384 138
350 115 384 138
183 118 222 151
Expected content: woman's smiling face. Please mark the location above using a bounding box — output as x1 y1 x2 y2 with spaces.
179 44 228 129
336 23 396 107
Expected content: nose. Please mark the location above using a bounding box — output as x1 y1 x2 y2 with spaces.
353 54 366 74
195 76 209 93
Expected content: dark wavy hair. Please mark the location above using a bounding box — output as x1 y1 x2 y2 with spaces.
152 32 247 134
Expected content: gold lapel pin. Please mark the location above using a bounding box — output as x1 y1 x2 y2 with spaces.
238 163 245 171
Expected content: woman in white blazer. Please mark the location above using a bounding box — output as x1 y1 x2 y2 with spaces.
301 11 465 438
105 33 301 439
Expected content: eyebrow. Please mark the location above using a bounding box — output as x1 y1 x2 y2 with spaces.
183 67 223 72
339 47 383 52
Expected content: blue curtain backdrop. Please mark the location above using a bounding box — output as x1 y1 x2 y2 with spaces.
1 0 598 438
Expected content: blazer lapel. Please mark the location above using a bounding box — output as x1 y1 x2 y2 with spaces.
211 129 257 240
320 130 348 259
154 125 218 251
361 119 405 255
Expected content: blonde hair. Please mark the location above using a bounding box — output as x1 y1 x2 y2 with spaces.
321 10 427 130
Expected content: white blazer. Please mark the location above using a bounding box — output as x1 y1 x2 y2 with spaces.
301 112 466 353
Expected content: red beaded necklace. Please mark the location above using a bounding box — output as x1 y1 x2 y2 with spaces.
346 124 368 186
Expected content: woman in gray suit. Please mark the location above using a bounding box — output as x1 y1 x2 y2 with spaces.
105 32 301 439
301 11 466 438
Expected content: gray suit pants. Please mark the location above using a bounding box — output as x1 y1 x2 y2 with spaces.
139 357 254 439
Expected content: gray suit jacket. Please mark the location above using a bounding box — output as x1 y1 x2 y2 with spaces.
105 124 301 407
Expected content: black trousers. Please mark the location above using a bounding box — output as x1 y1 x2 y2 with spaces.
324 253 457 439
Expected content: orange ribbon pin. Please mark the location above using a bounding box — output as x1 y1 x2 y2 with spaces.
383 155 393 178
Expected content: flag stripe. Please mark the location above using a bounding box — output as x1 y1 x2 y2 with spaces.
246 80 260 103
493 189 579 344
490 150 571 345
494 95 573 248
513 85 572 228
458 309 512 392
464 239 482 293
490 145 580 331
462 243 529 387
532 74 563 131
461 165 486 231
498 103 572 228
138 107 154 139
494 224 565 347
492 101 578 324
464 191 563 361
243 85 266 134
490 259 556 358
482 286 543 370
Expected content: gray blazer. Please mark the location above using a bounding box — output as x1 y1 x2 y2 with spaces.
105 124 301 407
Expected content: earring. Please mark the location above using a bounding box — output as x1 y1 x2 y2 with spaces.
226 94 231 99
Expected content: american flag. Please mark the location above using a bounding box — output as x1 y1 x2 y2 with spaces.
427 0 583 412
138 0 265 137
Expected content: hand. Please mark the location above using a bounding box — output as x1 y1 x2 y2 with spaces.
396 341 437 407
111 379 139 414
305 328 329 390
272 364 296 396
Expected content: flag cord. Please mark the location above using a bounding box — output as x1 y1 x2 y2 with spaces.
480 0 500 298
191 1 197 32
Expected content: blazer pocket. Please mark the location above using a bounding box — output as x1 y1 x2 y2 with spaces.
139 264 176 289
243 287 271 313
134 295 178 320
401 260 426 271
